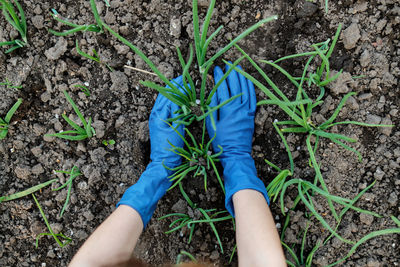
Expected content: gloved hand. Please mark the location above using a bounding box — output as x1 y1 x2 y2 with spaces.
117 76 185 227
206 64 269 216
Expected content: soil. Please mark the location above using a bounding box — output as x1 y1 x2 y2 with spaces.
1 0 399 266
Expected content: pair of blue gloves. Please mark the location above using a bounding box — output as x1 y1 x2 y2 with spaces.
118 65 269 227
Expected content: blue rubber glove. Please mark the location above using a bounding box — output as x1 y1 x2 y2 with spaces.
206 64 269 216
117 76 185 227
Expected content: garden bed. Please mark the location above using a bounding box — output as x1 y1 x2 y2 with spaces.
0 0 399 266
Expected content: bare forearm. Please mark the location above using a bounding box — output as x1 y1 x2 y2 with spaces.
233 189 286 267
69 205 143 267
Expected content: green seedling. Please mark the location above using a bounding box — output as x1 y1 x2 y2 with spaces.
76 40 113 71
32 193 72 248
73 84 91 96
49 0 103 36
103 0 110 7
230 25 392 222
52 166 81 217
159 183 232 253
0 179 57 204
102 1 277 127
46 90 95 140
0 0 27 53
176 250 197 264
0 78 22 89
102 139 115 146
164 121 224 193
0 98 22 139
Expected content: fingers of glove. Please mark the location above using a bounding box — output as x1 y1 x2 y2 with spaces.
167 75 183 89
170 101 184 133
236 65 249 106
152 93 169 114
214 66 231 120
225 62 242 102
247 78 257 113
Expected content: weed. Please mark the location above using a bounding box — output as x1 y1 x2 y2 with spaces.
176 250 197 264
46 90 95 140
102 139 115 146
0 98 22 139
73 84 91 96
102 0 277 127
0 78 22 89
52 166 82 217
32 193 72 248
49 0 103 36
165 121 224 193
159 183 232 253
76 40 113 71
0 179 57 204
0 0 27 53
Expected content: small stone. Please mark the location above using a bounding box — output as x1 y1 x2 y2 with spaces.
296 0 318 18
210 250 219 260
388 192 398 206
360 50 371 67
373 167 384 180
327 71 353 95
171 199 187 214
110 71 129 93
365 114 382 125
31 15 44 29
137 121 149 142
49 223 63 234
346 96 359 110
14 165 31 179
45 38 68 60
31 164 44 175
380 117 393 136
342 23 361 50
170 18 181 38
92 120 105 139
359 213 374 225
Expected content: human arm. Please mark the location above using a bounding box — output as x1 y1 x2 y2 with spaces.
233 189 286 267
207 64 286 266
69 77 186 266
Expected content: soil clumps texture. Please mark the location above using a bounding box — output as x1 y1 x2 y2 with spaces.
1 0 399 266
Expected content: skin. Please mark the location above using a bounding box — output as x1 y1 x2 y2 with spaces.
233 189 287 267
69 190 286 267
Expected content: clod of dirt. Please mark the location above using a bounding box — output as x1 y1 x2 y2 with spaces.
170 18 182 38
45 38 68 60
110 71 129 93
171 199 187 214
14 165 32 180
327 71 354 95
295 0 318 18
342 23 361 50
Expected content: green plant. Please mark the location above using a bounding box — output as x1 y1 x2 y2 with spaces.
0 98 22 139
32 193 72 248
101 0 277 127
46 90 95 140
49 0 103 36
52 166 81 217
0 78 22 89
73 84 91 96
159 183 232 253
102 139 115 146
0 179 57 204
229 25 392 221
176 250 197 264
76 39 113 71
165 121 224 193
0 0 27 53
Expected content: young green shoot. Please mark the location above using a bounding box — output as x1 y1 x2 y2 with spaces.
49 0 103 36
76 40 113 71
52 166 81 217
32 193 72 248
0 179 57 204
0 78 22 89
46 90 95 140
0 98 22 139
73 84 91 96
102 139 115 146
0 0 27 53
159 183 232 253
164 121 224 193
176 250 197 264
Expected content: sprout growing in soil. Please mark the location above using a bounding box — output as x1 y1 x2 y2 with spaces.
0 78 22 89
0 0 27 53
46 90 96 141
0 98 22 140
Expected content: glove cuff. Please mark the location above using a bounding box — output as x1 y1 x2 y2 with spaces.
117 162 172 227
222 155 270 217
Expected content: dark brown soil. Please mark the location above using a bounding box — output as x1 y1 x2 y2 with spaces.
0 0 399 266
